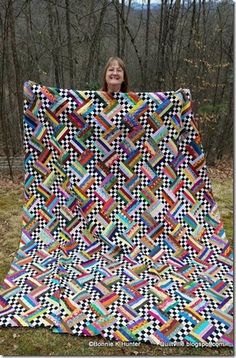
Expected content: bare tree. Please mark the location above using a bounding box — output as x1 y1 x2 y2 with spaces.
8 0 23 135
65 0 74 87
84 0 109 85
47 2 61 87
0 1 14 178
143 0 150 88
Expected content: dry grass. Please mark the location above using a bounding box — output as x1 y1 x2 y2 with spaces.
0 166 233 356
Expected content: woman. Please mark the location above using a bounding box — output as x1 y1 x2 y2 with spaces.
101 56 129 93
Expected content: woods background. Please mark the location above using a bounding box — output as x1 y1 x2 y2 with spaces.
0 0 233 175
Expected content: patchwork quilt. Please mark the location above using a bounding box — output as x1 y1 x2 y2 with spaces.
0 81 233 346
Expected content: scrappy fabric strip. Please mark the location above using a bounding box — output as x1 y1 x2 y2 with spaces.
0 81 233 346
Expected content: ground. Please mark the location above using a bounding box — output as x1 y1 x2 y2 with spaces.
0 161 233 356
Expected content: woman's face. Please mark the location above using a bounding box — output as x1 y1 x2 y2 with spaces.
105 60 124 90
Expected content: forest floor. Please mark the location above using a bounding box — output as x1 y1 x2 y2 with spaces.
0 161 233 356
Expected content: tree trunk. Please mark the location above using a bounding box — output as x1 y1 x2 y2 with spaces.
84 0 108 85
8 0 23 138
65 0 74 88
55 5 65 88
47 2 60 87
115 0 121 57
143 0 150 89
0 7 14 179
25 0 40 81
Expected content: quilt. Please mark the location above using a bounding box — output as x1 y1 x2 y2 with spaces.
0 81 233 347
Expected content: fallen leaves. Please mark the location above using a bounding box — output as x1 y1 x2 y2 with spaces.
12 344 19 351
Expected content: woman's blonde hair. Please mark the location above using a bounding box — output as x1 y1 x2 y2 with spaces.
101 56 129 92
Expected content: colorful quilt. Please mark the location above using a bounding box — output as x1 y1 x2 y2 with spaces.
0 81 233 347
